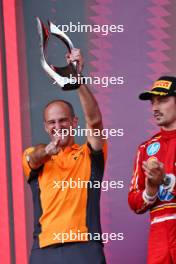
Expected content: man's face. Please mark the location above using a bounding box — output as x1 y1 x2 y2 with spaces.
151 96 176 129
44 102 78 147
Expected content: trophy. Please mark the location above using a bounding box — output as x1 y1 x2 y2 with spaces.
36 17 80 90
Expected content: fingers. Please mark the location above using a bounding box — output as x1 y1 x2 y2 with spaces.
70 48 81 59
66 48 83 63
142 160 163 174
142 161 148 172
45 139 61 156
143 169 153 180
65 48 84 74
66 49 80 61
142 161 153 176
53 137 61 147
147 159 160 169
143 159 165 188
65 53 71 64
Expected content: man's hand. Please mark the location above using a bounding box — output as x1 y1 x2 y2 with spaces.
45 137 61 156
66 48 84 74
27 137 61 170
142 159 165 196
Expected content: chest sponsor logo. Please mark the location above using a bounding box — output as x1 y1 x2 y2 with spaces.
147 142 160 156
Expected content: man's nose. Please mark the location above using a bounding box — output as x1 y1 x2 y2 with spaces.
152 101 159 112
54 121 61 130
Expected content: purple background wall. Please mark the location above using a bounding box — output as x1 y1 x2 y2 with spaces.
86 0 176 263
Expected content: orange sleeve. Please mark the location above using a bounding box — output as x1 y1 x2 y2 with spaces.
22 147 35 179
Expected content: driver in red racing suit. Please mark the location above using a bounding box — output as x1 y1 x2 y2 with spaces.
128 76 176 264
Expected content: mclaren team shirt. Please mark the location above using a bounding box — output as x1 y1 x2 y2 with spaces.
22 143 107 248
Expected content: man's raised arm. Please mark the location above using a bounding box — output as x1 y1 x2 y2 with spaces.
67 48 104 151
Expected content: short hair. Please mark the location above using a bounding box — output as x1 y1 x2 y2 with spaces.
43 99 75 120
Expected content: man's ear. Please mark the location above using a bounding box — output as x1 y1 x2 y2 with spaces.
72 116 78 128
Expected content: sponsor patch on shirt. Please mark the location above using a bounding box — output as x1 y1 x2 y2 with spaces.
158 185 174 201
147 142 160 156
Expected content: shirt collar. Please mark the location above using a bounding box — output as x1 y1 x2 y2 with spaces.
161 128 176 139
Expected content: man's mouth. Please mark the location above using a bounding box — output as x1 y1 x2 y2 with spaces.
154 113 163 118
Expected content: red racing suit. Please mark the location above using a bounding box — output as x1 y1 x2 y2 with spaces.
128 129 176 264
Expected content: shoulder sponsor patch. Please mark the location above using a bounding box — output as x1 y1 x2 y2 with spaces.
147 142 160 156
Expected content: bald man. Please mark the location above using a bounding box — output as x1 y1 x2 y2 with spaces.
22 49 107 264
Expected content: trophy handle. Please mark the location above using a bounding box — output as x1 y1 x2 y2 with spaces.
36 17 79 90
48 21 77 70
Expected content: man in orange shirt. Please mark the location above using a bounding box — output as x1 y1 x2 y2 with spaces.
23 49 107 264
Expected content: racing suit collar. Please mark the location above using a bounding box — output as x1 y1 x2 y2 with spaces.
161 128 176 139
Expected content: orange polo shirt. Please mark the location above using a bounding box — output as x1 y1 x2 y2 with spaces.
23 143 107 248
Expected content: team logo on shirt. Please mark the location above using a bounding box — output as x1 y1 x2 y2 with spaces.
147 142 160 156
72 151 84 160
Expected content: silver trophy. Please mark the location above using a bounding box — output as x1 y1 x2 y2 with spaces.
36 17 80 90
